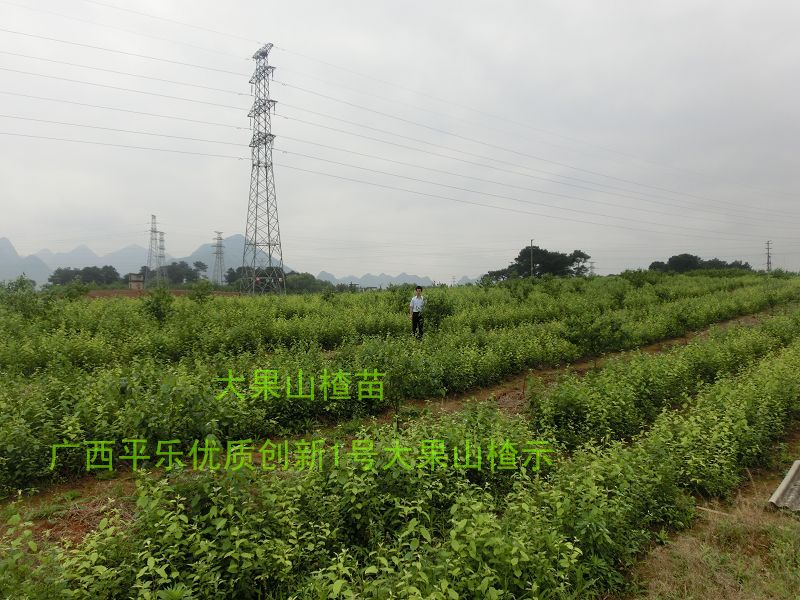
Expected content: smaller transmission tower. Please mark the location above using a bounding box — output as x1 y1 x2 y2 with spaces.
157 231 167 284
145 215 162 287
212 231 225 285
766 240 772 272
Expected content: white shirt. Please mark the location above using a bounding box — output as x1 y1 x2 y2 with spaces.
410 295 425 313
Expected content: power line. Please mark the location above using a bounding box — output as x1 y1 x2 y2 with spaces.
0 51 251 96
0 67 248 110
274 79 791 214
29 1 794 202
0 131 245 160
274 162 763 243
1 31 794 219
3 80 798 230
277 109 800 225
0 27 246 76
1 63 779 225
0 113 243 146
0 91 248 130
5 0 715 191
276 135 786 230
0 111 770 230
0 111 786 236
0 0 249 60
76 0 264 45
272 147 777 240
0 129 766 241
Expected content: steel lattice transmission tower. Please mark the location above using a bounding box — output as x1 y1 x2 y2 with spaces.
157 231 166 283
145 215 164 288
241 43 286 294
212 231 225 285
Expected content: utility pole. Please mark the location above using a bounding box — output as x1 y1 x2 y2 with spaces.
212 231 225 286
242 43 286 294
530 238 534 278
766 240 772 272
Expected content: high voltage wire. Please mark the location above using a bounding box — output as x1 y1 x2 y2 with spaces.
276 136 735 226
0 114 242 146
3 57 783 224
27 0 795 202
273 163 782 244
3 0 739 191
279 80 710 198
0 131 245 160
275 80 794 214
0 111 791 234
77 0 264 45
0 51 251 96
10 0 628 165
275 136 793 230
276 44 797 202
2 80 797 232
273 146 777 240
2 85 799 230
276 109 800 225
0 28 245 75
0 67 248 110
0 89 740 224
0 28 792 220
2 30 795 220
0 129 773 243
0 91 249 130
0 0 250 60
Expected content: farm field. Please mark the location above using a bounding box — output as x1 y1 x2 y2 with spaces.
2 271 800 599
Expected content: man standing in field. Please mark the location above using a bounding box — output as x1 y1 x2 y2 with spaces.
409 285 425 338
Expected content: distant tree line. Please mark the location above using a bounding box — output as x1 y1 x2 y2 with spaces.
138 261 208 285
224 266 360 293
48 265 122 285
481 245 590 283
44 261 362 294
648 254 752 273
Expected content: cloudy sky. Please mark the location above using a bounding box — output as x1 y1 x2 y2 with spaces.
1 0 799 280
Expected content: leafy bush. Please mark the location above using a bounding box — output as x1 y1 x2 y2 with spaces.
141 286 175 325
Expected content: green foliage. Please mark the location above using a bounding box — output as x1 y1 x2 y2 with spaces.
531 312 800 450
25 334 800 598
649 253 752 273
141 286 175 324
187 280 213 304
483 245 591 282
43 279 91 301
0 274 50 319
3 273 800 495
48 265 121 286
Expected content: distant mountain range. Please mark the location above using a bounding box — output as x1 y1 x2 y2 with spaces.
316 271 474 287
0 237 51 285
0 235 477 287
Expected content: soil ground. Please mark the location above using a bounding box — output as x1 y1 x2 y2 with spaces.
609 426 800 600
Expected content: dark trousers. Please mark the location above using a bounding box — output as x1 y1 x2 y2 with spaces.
412 312 423 338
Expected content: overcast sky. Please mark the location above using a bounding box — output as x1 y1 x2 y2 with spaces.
1 0 799 280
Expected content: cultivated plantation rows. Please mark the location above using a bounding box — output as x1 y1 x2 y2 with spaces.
2 272 800 492
2 272 800 598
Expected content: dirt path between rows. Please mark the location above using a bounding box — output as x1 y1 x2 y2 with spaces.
367 309 766 423
609 424 800 600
